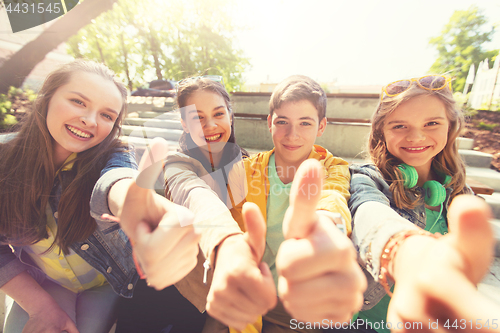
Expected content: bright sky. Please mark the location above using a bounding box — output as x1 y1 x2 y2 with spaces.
233 0 500 86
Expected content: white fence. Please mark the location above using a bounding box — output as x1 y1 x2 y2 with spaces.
468 52 500 110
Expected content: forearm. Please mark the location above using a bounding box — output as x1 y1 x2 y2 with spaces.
352 201 419 279
108 178 135 217
1 271 58 315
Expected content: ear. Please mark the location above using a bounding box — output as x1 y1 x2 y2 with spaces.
316 117 327 137
267 114 272 133
180 118 189 133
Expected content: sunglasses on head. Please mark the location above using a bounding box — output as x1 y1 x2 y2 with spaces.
177 75 224 92
380 75 452 101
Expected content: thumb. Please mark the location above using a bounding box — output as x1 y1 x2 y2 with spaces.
242 202 267 262
63 319 80 333
135 221 153 244
445 194 494 284
138 137 169 172
136 138 169 190
283 159 324 239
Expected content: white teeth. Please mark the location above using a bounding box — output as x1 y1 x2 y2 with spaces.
205 134 221 142
67 125 91 138
405 147 427 151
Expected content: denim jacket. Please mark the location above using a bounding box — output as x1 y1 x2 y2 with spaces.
349 163 460 310
0 148 140 298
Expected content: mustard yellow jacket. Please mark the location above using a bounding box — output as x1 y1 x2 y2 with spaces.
242 145 352 235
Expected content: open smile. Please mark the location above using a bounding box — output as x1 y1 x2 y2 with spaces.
205 133 223 142
66 125 94 139
401 146 431 153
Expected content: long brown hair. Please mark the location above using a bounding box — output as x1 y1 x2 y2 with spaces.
0 60 128 253
368 80 467 209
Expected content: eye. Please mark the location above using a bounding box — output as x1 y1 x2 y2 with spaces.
301 122 312 126
101 113 113 121
276 120 287 125
425 121 439 126
71 98 85 106
392 124 405 130
192 115 202 120
215 111 225 117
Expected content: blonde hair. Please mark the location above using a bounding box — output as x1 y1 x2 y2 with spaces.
368 81 467 209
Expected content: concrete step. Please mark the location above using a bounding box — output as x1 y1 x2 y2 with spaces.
121 125 183 142
466 167 500 192
457 137 474 150
127 111 181 120
121 136 180 162
460 149 493 168
124 118 183 130
492 219 500 257
480 193 500 220
0 133 16 143
127 97 176 113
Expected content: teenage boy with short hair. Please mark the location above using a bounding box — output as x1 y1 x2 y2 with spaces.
244 75 362 331
207 75 365 332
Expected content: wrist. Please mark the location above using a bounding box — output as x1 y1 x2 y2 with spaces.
316 210 346 234
215 234 246 265
379 230 440 296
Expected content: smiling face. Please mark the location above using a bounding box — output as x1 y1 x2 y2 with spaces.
181 89 232 154
46 71 123 167
383 94 450 176
268 99 326 171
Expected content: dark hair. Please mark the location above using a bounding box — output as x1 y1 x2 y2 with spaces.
176 77 248 171
0 60 128 253
269 75 327 120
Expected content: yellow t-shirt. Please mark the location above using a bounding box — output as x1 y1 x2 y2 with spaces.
24 153 107 293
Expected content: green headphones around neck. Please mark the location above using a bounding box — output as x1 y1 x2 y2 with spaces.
397 163 451 206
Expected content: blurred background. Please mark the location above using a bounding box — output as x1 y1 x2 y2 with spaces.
0 0 499 96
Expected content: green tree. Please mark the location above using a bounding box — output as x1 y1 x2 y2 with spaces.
67 0 250 92
429 6 498 93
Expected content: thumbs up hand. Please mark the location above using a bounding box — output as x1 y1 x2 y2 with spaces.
207 202 277 330
276 159 366 323
114 138 201 289
387 195 499 332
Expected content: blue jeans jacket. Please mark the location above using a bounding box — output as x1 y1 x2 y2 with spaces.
349 163 457 310
0 148 140 298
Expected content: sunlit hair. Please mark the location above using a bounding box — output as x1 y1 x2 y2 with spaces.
176 77 248 159
368 80 467 209
0 60 128 253
269 75 327 120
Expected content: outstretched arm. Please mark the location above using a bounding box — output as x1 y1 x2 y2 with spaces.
207 203 277 330
106 139 200 289
386 195 499 332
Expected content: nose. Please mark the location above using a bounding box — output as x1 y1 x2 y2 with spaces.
204 117 217 130
285 124 299 140
80 111 97 128
406 127 425 142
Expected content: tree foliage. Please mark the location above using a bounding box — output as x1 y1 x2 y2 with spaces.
67 0 250 92
429 6 498 93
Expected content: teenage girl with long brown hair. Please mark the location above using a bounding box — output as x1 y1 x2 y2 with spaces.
349 75 498 332
0 60 199 333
